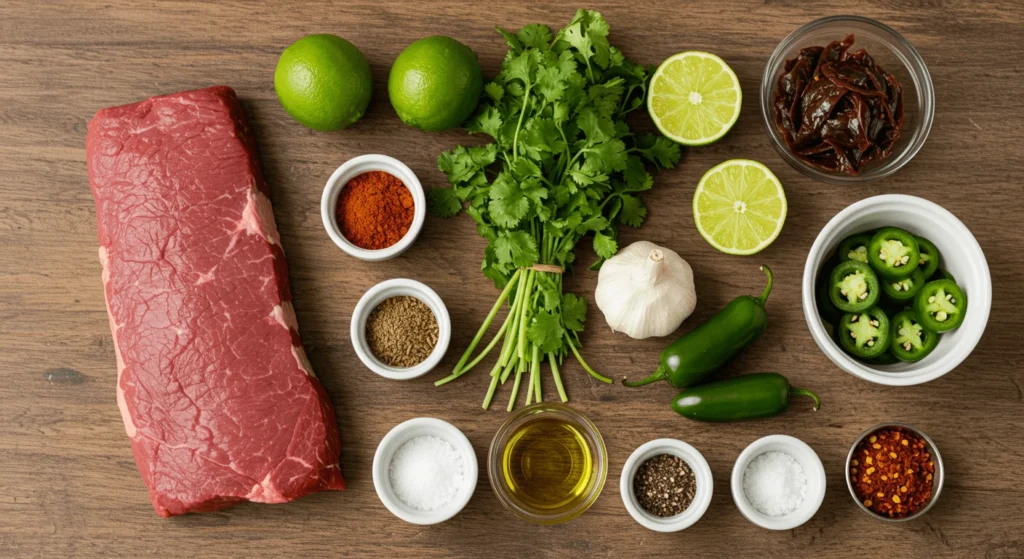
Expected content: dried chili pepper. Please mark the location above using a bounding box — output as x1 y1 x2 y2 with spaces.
850 427 935 518
773 34 904 175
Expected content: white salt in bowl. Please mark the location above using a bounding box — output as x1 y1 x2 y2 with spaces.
731 435 826 530
372 417 478 525
620 439 714 532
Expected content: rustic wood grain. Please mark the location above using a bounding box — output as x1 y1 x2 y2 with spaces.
1 1 1023 557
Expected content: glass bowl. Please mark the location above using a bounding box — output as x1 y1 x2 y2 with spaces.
759 16 934 183
487 403 607 525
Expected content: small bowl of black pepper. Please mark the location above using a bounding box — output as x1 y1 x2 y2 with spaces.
619 438 714 532
351 278 451 380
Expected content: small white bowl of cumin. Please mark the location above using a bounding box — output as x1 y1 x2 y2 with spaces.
350 278 451 380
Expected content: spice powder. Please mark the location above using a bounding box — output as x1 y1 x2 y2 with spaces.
336 171 414 250
365 296 438 368
632 454 696 517
850 427 935 518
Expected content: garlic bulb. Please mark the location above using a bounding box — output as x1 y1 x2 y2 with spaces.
595 241 696 339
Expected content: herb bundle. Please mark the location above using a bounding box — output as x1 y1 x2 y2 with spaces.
430 10 681 410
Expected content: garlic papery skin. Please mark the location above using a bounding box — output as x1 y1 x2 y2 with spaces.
595 241 696 339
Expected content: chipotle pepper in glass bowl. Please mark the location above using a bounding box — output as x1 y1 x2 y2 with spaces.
760 16 934 183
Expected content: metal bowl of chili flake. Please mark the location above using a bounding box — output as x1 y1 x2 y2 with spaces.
845 423 944 522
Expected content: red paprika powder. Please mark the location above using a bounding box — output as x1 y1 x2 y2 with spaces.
336 171 414 250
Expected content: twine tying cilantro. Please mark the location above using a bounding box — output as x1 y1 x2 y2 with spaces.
430 10 681 410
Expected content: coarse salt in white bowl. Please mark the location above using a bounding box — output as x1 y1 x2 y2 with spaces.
372 417 478 525
731 435 826 531
802 194 991 386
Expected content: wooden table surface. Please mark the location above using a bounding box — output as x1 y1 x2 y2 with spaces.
2 1 1023 557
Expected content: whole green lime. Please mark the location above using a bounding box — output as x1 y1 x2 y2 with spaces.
274 34 373 131
388 36 483 131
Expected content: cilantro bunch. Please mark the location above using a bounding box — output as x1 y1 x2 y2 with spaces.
430 10 681 410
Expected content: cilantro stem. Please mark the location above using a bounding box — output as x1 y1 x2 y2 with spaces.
532 345 542 403
516 270 535 361
440 307 512 383
499 283 524 366
525 359 535 405
499 289 524 367
566 336 612 383
499 355 517 384
508 363 524 412
482 360 503 410
549 352 568 402
438 269 521 385
511 83 532 161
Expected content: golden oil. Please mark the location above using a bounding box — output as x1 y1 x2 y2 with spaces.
501 416 594 511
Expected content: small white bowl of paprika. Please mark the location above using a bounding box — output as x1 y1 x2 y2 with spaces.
321 154 425 261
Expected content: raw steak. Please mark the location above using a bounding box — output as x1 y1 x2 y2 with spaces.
86 86 344 517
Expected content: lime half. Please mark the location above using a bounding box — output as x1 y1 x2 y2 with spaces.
648 51 742 146
693 159 787 255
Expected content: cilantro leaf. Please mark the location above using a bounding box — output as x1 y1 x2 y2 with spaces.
535 66 564 104
466 106 503 139
568 160 609 187
484 82 504 102
561 293 587 332
427 188 461 217
620 156 653 192
496 27 523 54
555 50 577 78
576 107 615 146
635 133 683 169
488 173 531 228
593 231 618 258
562 22 594 69
618 194 647 227
521 117 566 155
493 230 538 268
576 215 609 233
527 309 565 353
504 50 537 86
517 24 553 50
584 139 628 173
588 78 624 118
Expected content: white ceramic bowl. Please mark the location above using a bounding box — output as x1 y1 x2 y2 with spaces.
803 194 991 385
731 435 826 530
351 278 451 380
372 417 478 525
321 154 426 261
619 439 713 532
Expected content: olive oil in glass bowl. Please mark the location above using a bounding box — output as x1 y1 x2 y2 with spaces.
488 403 607 524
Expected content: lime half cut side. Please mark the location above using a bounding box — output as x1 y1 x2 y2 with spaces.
693 159 787 255
647 51 742 146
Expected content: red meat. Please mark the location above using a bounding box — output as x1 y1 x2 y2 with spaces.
86 86 344 517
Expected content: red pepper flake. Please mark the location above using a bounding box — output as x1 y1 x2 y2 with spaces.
851 427 935 518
